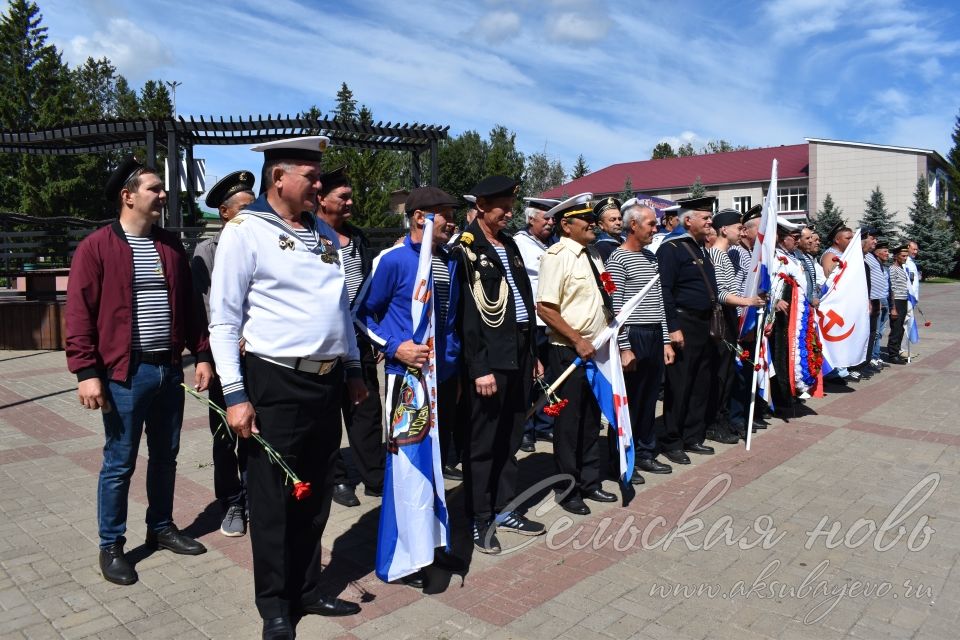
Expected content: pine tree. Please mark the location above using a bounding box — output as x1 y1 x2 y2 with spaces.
138 80 172 119
689 176 705 198
484 125 524 179
651 142 675 159
945 109 960 242
814 193 845 242
904 177 955 278
619 177 634 202
332 82 357 121
859 185 899 241
571 154 589 179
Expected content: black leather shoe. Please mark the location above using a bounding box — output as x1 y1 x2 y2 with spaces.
752 419 768 430
442 465 463 481
520 433 536 453
662 449 691 465
363 485 383 498
559 496 590 515
99 540 137 585
399 571 424 589
300 595 361 617
583 488 618 503
705 429 739 445
145 525 206 555
332 483 360 507
535 430 554 443
636 458 672 474
629 468 645 485
684 443 715 455
262 616 295 640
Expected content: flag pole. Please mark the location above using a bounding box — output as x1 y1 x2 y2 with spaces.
745 308 766 452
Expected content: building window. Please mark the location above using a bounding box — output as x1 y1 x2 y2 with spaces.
777 186 807 212
733 196 752 213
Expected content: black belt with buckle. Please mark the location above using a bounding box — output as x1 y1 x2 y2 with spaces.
135 350 172 365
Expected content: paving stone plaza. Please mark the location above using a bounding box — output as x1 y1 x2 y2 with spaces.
1 284 958 639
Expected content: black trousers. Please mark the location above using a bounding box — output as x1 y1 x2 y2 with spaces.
435 376 461 469
660 310 716 452
620 325 664 461
208 375 248 508
245 355 343 620
462 332 532 522
707 311 738 427
524 326 555 437
887 299 908 354
770 308 793 410
862 300 881 367
550 344 601 495
332 341 384 490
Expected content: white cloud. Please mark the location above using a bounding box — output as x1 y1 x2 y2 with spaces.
545 10 610 43
474 10 522 42
64 18 172 80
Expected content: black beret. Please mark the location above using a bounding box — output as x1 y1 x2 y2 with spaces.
204 170 256 208
405 186 458 214
826 222 845 244
874 240 889 250
319 165 350 197
104 156 144 201
892 244 909 253
712 208 741 229
863 227 878 238
741 203 763 224
469 175 519 200
593 196 622 218
676 195 716 212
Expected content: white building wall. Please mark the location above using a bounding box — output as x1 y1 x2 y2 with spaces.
811 142 923 230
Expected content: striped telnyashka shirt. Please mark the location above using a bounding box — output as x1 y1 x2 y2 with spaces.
493 246 529 324
431 255 451 329
708 247 736 305
605 246 669 349
340 239 365 304
126 234 171 351
889 263 909 300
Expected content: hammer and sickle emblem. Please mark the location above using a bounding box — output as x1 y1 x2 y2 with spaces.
818 309 855 342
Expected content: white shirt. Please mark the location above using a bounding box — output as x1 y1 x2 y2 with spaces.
513 229 549 327
209 206 360 402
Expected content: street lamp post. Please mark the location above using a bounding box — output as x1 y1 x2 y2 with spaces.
165 80 183 117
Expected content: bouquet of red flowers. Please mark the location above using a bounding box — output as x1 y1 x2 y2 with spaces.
535 376 569 417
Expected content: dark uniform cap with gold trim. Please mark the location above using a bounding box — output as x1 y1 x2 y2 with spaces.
712 208 741 230
204 170 256 208
675 196 717 212
319 165 350 197
593 196 622 219
250 135 330 163
469 175 520 200
104 156 145 201
545 192 594 222
741 203 763 224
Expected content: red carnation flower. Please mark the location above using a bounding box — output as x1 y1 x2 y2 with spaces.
754 364 762 371
924 321 931 327
778 256 788 264
600 271 617 294
292 481 312 500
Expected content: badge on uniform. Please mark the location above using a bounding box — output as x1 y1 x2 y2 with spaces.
513 255 522 268
321 253 338 264
278 233 295 251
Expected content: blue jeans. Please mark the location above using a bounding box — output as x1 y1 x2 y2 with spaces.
98 360 184 548
873 300 889 360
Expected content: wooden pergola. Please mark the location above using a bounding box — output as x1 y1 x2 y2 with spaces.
0 115 450 226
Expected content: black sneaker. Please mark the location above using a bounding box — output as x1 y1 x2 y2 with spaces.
472 519 501 554
496 511 545 536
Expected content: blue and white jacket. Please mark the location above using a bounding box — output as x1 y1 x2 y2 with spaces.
353 235 461 382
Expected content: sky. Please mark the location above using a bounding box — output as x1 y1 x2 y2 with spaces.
33 0 960 190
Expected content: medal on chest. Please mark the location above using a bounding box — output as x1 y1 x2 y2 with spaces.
278 233 295 251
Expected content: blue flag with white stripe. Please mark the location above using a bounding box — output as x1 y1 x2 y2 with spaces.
375 215 449 583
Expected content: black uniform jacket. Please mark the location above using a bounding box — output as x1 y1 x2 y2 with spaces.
452 220 536 380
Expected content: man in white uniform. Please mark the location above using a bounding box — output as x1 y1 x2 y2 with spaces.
209 137 368 639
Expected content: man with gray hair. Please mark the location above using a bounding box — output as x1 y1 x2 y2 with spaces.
606 204 674 477
514 197 559 452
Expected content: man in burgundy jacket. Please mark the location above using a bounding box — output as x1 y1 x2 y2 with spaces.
66 157 213 586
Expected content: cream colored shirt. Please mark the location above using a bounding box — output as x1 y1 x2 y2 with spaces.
537 235 608 346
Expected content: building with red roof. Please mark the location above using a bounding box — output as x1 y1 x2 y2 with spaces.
542 139 949 227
